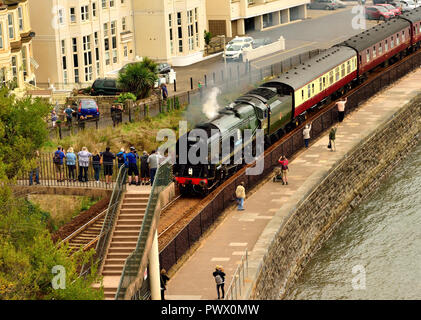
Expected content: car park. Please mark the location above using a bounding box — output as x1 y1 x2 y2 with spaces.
76 99 100 120
223 42 253 61
393 0 417 11
308 0 340 10
365 5 395 20
227 36 254 46
377 3 402 15
333 0 346 8
91 78 121 96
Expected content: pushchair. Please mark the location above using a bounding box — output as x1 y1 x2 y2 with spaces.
273 167 283 183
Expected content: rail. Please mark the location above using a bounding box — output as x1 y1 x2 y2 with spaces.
225 249 249 300
115 159 173 300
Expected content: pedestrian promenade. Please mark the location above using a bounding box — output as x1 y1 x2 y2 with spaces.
164 68 421 300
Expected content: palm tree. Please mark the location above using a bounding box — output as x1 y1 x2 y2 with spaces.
117 59 158 99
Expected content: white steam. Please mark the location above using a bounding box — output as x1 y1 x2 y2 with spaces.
202 87 221 120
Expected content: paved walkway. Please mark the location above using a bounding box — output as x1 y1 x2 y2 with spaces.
165 68 421 300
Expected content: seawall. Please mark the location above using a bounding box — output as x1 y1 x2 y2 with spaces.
248 93 421 299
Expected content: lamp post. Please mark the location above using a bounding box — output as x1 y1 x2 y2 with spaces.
218 34 227 75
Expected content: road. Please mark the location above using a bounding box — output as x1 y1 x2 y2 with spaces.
172 2 377 93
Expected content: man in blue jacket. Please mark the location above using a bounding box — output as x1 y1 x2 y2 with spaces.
125 146 140 186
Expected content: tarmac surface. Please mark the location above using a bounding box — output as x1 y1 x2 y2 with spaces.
164 67 421 300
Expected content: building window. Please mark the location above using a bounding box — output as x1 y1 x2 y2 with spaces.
110 0 115 7
105 51 110 65
8 14 14 39
124 45 128 58
11 56 17 82
18 7 23 31
63 70 68 84
195 8 199 47
74 69 79 83
177 12 183 53
169 14 174 54
112 49 118 63
83 35 92 81
92 2 97 17
111 21 116 35
22 48 27 77
61 39 65 55
102 0 107 9
187 10 194 50
122 17 126 31
81 5 89 21
94 32 100 75
0 24 4 49
72 38 79 83
70 8 76 23
58 9 64 24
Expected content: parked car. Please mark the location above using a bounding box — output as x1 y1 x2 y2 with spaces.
392 0 417 11
333 0 346 8
364 5 395 20
158 63 172 74
76 99 100 120
91 78 121 96
308 0 340 10
223 42 253 61
252 38 271 49
227 36 254 46
376 3 402 15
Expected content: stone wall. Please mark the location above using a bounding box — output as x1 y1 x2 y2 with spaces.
250 95 421 299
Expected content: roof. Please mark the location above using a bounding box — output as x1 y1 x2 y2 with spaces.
339 18 410 52
399 7 421 23
262 46 355 90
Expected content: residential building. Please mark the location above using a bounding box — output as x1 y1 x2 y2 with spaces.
132 0 207 66
0 0 36 91
206 0 309 37
28 0 135 90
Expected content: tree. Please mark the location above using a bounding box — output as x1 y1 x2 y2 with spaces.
0 88 103 300
204 30 212 46
117 58 158 99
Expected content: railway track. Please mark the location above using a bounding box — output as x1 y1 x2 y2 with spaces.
155 47 419 251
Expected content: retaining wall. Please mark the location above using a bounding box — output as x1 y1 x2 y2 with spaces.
249 95 421 299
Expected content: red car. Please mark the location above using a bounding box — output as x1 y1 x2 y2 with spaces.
376 3 402 16
364 5 395 20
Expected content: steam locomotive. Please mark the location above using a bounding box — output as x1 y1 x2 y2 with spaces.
173 9 421 196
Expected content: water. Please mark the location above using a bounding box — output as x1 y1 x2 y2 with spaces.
285 141 421 300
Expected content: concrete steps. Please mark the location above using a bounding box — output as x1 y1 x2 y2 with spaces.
100 190 150 300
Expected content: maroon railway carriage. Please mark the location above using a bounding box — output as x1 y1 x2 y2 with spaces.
338 18 411 76
399 8 421 48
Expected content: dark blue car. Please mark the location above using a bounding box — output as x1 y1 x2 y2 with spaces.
77 99 100 120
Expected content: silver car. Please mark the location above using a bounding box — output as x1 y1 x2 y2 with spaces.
308 0 340 10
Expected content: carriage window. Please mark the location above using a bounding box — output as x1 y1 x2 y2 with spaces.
402 30 405 41
373 46 376 58
419 24 421 32
329 71 333 84
396 34 399 45
301 90 304 100
347 61 351 74
307 84 311 98
391 36 394 48
378 44 382 55
385 39 388 51
312 83 315 94
341 64 345 77
366 49 370 62
319 78 322 91
335 67 339 81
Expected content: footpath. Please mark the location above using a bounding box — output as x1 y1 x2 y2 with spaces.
165 67 421 300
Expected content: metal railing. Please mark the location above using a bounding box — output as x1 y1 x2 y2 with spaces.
115 159 173 300
79 165 127 276
225 249 249 300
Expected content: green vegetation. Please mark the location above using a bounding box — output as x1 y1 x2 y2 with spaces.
0 89 103 300
118 57 158 99
46 107 185 154
117 92 137 104
204 30 212 46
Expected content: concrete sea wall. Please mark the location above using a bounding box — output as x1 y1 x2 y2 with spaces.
249 95 421 299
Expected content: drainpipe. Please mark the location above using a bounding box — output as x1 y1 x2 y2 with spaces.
148 230 161 300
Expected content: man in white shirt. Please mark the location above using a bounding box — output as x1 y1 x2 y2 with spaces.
336 97 347 122
303 122 312 148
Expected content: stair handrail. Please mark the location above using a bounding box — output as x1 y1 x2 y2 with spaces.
115 159 173 300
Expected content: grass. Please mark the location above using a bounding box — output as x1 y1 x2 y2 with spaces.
43 108 186 154
28 194 100 230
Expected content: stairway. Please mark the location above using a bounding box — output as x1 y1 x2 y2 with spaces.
67 215 105 253
100 190 150 300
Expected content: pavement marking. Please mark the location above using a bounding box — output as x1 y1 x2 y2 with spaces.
229 242 248 247
211 257 230 262
232 251 247 256
304 154 320 158
238 218 255 222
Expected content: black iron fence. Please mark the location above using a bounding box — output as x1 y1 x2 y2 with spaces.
159 47 421 273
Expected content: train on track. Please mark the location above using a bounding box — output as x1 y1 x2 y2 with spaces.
173 8 421 196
